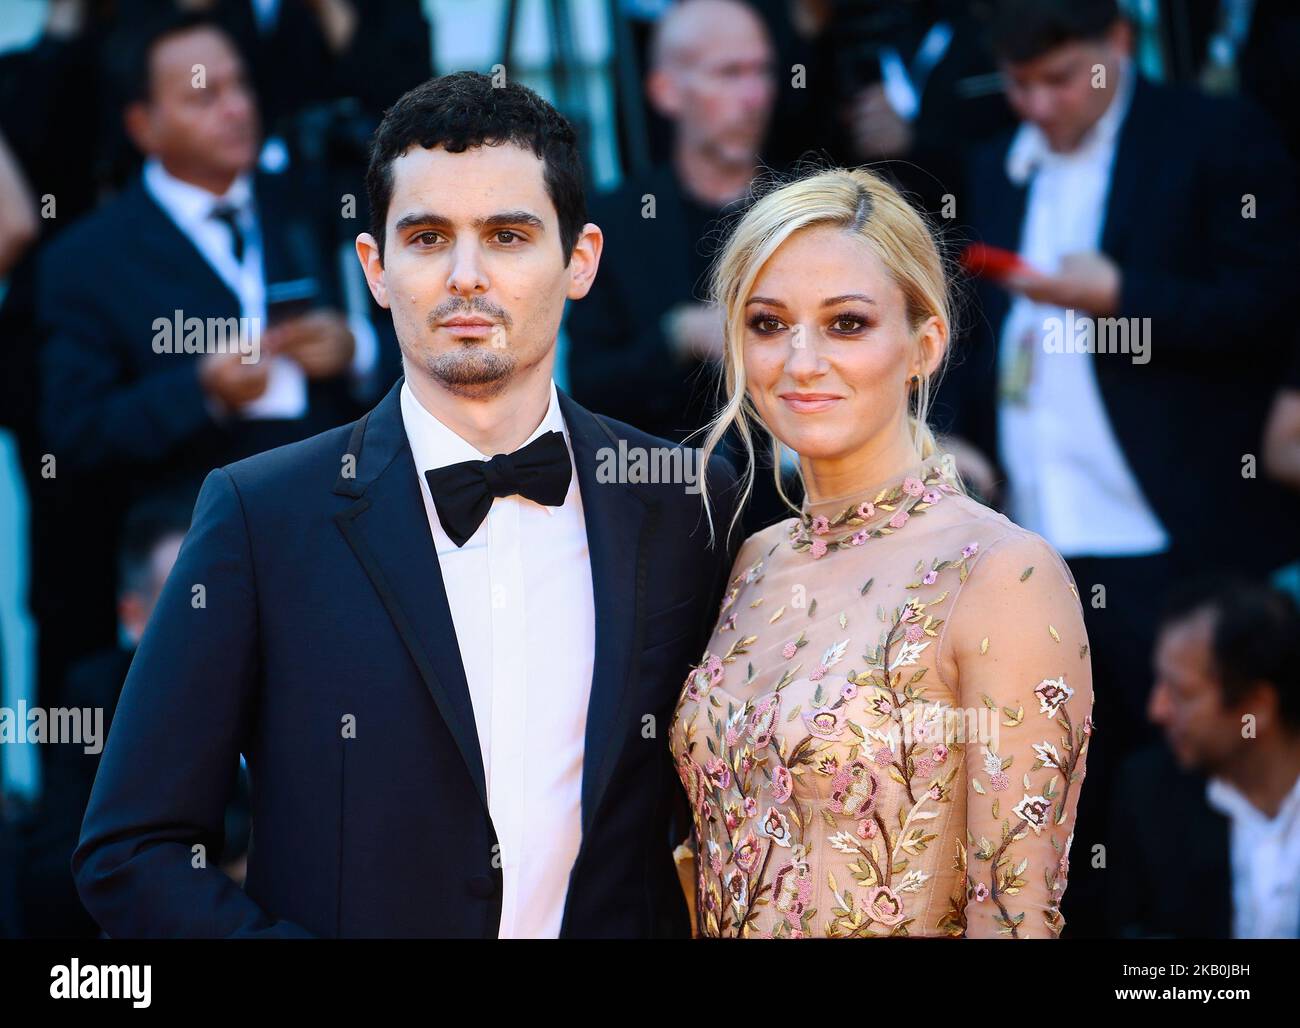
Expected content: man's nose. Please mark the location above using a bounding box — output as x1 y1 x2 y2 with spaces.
447 244 489 295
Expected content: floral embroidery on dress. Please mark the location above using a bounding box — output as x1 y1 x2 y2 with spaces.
788 456 961 558
670 453 1094 938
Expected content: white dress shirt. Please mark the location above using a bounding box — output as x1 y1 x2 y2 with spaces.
143 158 308 418
996 59 1170 558
1206 771 1300 938
400 379 596 938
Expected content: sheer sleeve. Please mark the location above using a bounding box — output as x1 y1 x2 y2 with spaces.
948 532 1095 938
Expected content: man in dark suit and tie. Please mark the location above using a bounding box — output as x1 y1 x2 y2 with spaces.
935 0 1300 935
73 70 740 938
38 12 380 503
33 13 390 694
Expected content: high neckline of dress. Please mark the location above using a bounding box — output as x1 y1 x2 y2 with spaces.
788 451 960 559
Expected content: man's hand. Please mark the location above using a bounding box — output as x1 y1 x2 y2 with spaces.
199 350 271 411
265 309 355 379
843 83 913 161
665 302 726 364
1003 251 1121 317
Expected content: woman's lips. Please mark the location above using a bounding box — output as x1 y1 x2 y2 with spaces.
779 393 841 413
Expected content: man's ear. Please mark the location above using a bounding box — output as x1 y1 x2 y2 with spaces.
645 68 682 119
355 232 389 309
565 222 604 301
123 101 153 155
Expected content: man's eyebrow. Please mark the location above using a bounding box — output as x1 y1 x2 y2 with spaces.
392 210 546 233
745 293 877 308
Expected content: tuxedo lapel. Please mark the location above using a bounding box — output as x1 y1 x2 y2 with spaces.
332 381 488 813
132 180 244 311
557 390 660 834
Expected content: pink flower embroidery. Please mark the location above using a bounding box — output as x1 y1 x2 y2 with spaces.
808 664 827 681
841 681 858 701
1035 676 1075 718
747 694 780 749
734 831 762 873
810 515 831 535
1013 793 1052 834
989 771 1009 792
829 759 879 819
810 538 828 558
973 882 989 902
922 570 938 585
857 502 876 519
771 764 793 803
773 861 814 921
961 542 979 559
803 705 845 740
850 529 869 546
888 510 910 530
905 622 925 643
856 819 877 839
902 477 925 497
781 640 797 659
704 756 732 791
742 795 759 818
933 744 949 763
865 885 906 926
922 489 941 504
757 805 793 847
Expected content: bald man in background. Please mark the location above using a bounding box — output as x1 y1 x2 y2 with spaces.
566 0 775 446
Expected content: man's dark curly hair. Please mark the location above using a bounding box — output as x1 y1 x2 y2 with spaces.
365 71 587 265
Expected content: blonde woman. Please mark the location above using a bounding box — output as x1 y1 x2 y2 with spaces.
670 167 1094 938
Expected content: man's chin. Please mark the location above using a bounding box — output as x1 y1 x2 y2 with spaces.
426 351 516 398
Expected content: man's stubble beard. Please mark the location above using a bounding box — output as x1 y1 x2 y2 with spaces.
425 345 518 399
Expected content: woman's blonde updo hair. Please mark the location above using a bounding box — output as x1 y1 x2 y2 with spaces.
698 164 959 544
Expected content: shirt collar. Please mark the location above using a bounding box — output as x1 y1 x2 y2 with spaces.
1006 57 1136 185
400 377 571 517
1207 770 1300 828
142 157 255 229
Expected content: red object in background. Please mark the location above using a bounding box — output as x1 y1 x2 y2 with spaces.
960 243 1036 281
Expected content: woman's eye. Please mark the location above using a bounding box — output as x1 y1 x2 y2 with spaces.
831 314 867 333
749 315 784 334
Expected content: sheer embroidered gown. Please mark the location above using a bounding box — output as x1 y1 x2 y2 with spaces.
670 452 1094 938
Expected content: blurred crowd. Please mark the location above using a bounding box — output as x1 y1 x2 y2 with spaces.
1 0 1298 940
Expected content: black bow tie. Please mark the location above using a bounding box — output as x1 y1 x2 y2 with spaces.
424 431 572 547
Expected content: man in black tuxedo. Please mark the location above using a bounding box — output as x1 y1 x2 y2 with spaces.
73 71 740 938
